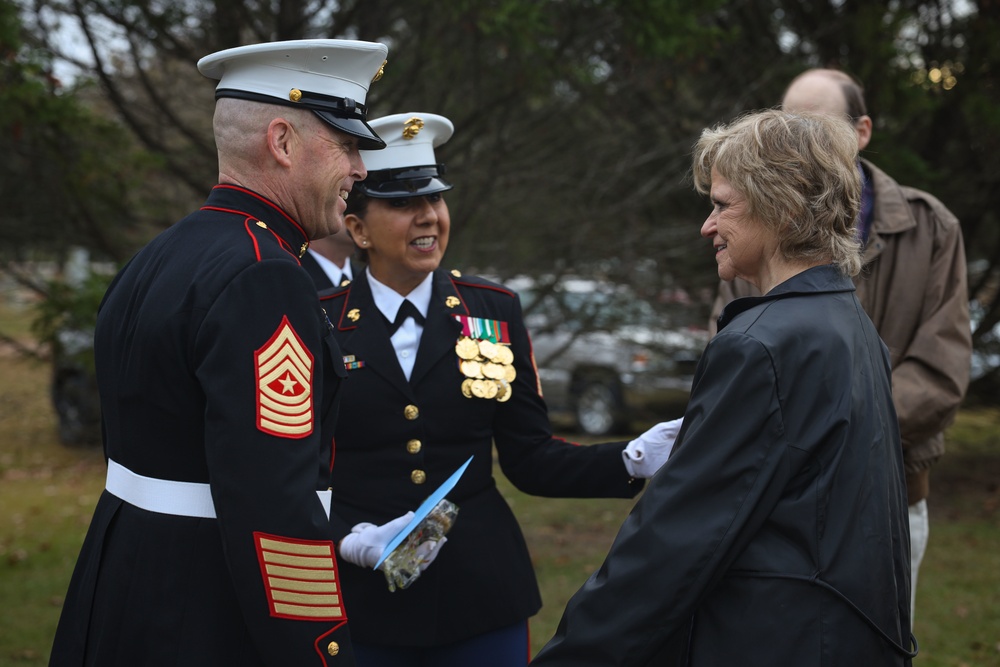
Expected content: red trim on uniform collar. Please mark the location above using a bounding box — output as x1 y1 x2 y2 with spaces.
207 184 310 243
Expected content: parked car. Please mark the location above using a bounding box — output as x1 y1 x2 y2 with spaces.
970 300 1000 382
51 326 102 446
505 276 708 436
32 267 110 447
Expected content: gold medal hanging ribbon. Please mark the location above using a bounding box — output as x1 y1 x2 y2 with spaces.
453 315 515 402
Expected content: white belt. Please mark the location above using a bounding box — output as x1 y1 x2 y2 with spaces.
106 459 332 520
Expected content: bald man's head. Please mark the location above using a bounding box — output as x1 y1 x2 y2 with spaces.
782 69 871 150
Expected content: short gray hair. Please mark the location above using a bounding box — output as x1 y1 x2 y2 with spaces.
692 109 862 277
214 98 321 171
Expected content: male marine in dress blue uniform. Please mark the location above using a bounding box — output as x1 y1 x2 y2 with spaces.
49 40 389 667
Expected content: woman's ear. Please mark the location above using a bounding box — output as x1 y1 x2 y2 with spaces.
344 213 366 247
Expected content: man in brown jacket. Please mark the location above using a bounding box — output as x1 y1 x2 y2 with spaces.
709 68 972 621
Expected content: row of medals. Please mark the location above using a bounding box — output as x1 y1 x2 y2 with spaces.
455 336 516 402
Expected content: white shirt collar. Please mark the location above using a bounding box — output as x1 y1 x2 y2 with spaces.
367 270 434 323
307 249 353 285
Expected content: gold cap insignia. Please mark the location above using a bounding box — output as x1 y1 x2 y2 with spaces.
372 59 387 83
445 296 460 309
347 308 361 322
289 88 303 103
450 269 462 277
402 117 424 139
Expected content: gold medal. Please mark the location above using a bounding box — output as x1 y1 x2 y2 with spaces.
503 364 517 383
477 339 499 361
482 362 504 380
496 345 514 365
471 379 488 398
461 378 474 398
482 380 499 399
496 381 512 402
460 359 483 378
455 337 479 360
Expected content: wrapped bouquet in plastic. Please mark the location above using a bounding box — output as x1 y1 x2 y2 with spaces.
381 499 459 592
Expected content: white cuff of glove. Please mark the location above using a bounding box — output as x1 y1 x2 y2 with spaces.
623 417 684 478
338 511 415 569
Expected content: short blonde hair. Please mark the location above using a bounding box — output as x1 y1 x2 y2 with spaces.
692 109 863 277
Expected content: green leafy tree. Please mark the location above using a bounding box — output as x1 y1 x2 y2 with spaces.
15 0 1000 396
1 0 162 264
723 0 1000 396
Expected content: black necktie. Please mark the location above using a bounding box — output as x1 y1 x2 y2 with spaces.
386 300 425 335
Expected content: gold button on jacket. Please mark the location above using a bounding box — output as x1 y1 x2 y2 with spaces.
327 641 339 656
411 470 427 484
404 404 419 420
406 439 422 454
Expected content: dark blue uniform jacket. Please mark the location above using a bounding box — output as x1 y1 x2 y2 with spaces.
50 185 354 667
319 269 642 647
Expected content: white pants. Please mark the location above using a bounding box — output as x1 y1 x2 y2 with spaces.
909 499 929 623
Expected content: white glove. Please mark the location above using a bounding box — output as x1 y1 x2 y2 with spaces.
622 417 684 478
413 536 448 572
338 512 414 569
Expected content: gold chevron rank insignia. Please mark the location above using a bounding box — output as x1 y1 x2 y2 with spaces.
254 532 345 621
255 316 314 438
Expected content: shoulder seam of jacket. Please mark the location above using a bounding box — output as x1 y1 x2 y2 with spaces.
453 278 514 297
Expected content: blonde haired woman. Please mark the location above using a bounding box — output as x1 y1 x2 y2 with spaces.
533 110 915 666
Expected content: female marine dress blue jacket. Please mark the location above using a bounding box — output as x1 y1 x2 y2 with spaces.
319 268 643 648
532 265 914 666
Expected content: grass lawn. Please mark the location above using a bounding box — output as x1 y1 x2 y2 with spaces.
1 300 998 665
0 346 104 663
